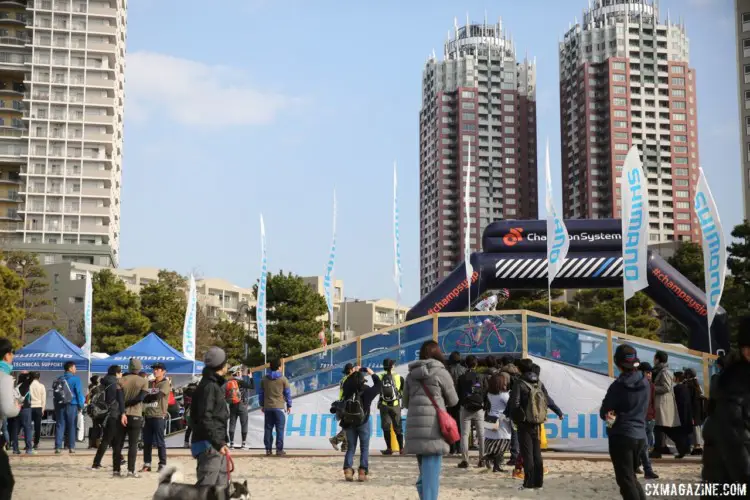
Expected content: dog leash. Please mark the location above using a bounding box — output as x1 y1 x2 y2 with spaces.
226 451 235 483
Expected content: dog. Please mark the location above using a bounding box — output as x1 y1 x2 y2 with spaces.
152 466 250 500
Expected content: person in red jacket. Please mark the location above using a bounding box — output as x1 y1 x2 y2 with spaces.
636 363 658 479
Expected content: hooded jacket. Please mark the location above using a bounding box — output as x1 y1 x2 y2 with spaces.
403 359 459 456
507 371 563 424
702 356 750 485
62 371 85 408
191 369 230 451
600 370 649 440
259 370 292 410
100 374 125 418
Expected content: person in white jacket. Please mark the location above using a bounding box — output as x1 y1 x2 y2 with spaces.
29 372 46 450
0 337 20 500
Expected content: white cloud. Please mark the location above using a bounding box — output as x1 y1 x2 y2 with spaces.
125 51 297 127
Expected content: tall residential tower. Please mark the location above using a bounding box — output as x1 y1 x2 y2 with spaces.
560 0 700 243
0 0 126 266
736 0 750 221
419 17 537 297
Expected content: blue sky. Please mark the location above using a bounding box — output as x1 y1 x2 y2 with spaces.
121 0 737 306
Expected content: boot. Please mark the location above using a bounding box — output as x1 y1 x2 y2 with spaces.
344 468 354 482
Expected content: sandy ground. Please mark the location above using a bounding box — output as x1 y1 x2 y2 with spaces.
8 453 703 500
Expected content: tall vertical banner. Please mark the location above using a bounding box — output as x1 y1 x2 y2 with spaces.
257 215 268 358
182 274 197 362
82 271 93 361
621 146 649 332
393 163 403 300
694 167 726 354
464 142 473 309
545 140 570 286
323 191 337 344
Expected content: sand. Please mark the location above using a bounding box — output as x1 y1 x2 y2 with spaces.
8 452 703 499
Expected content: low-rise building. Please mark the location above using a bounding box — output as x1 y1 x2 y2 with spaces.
338 298 409 340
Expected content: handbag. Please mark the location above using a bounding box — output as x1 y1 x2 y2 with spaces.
420 382 460 445
484 414 500 431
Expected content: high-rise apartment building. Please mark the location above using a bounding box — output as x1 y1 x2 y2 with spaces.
560 0 700 243
736 0 750 222
0 0 126 267
419 17 537 297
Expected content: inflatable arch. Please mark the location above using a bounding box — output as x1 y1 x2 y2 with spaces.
408 219 729 355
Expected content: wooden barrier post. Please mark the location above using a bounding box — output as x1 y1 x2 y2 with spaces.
356 337 362 366
432 314 439 342
521 311 528 358
607 331 615 378
702 353 711 397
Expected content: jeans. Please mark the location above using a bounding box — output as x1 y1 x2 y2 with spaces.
460 407 485 463
608 435 647 500
0 447 13 500
510 423 520 461
229 403 249 444
263 409 286 452
93 415 124 471
196 447 228 488
448 406 462 454
143 417 167 467
645 420 655 448
343 420 371 473
112 415 143 473
11 409 32 453
54 405 78 450
638 441 654 475
653 425 690 456
380 405 403 451
416 454 443 500
518 422 543 488
184 426 192 445
31 408 43 448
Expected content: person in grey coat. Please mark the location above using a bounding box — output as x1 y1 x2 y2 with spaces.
404 341 459 500
650 351 685 458
0 338 20 500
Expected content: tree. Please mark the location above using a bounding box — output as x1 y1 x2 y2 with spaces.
500 289 577 320
210 320 250 366
140 270 187 349
2 251 55 343
0 264 25 346
661 242 705 344
92 269 150 353
728 221 750 295
248 271 327 363
572 289 660 341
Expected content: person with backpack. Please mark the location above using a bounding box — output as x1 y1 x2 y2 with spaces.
507 358 563 491
91 365 125 472
0 338 19 500
87 375 104 449
340 366 381 482
378 358 404 455
29 372 45 451
182 380 198 449
10 373 33 455
600 344 650 500
259 359 292 456
446 352 466 456
141 362 171 473
456 355 487 468
500 357 521 467
226 366 254 450
53 361 85 454
329 363 354 452
115 358 149 478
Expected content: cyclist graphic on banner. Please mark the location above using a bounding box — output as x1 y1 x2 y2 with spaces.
472 289 510 344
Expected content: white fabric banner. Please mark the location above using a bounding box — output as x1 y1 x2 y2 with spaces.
257 215 268 356
545 140 570 284
182 274 197 361
464 143 473 290
621 146 649 300
82 271 93 359
694 168 727 337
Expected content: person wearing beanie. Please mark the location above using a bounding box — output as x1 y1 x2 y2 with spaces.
260 359 292 456
702 321 750 490
191 347 231 488
113 357 149 478
650 350 686 459
600 344 649 500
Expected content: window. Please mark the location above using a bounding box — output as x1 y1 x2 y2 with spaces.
676 201 690 209
615 154 627 161
674 146 688 153
461 90 475 99
461 102 475 110
671 89 686 97
462 123 476 132
672 77 685 86
462 112 475 120
503 94 514 101
505 157 515 164
504 137 515 144
673 123 687 132
504 147 515 155
505 188 516 194
615 132 628 139
504 126 514 134
614 120 628 128
676 212 690 220
676 190 689 198
673 135 687 142
744 12 750 22
671 66 685 74
613 74 626 82
614 86 627 94
677 224 691 231
503 115 514 123
615 143 629 151
503 104 515 112
672 101 686 109
504 167 515 174
613 97 627 106
672 113 686 121
612 61 626 70
674 168 689 176
674 157 688 164
462 134 475 143
675 179 689 186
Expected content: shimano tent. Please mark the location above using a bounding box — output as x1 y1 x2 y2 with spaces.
14 329 88 372
91 332 204 375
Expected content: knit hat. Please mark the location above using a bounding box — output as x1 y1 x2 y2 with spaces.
129 358 142 373
204 347 227 369
614 344 640 370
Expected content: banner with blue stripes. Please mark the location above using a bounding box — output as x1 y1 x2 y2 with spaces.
323 191 337 339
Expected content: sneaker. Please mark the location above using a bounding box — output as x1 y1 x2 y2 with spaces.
358 469 367 482
55 449 62 455
691 447 703 456
229 443 235 450
381 450 393 456
329 438 339 451
399 449 406 455
91 465 104 471
344 468 354 482
645 472 659 480
112 471 123 478
241 442 249 450
276 450 287 456
512 469 525 480
506 459 516 466
157 465 166 473
69 449 76 455
457 461 469 469
265 450 272 456
635 468 643 475
141 465 152 473
12 450 20 455
25 449 34 455
127 471 140 479
477 459 486 468
183 442 190 449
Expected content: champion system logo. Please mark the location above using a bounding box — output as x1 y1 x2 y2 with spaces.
503 228 524 246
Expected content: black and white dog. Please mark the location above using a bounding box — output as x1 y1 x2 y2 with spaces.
152 466 250 500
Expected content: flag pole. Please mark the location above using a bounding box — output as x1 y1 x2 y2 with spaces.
623 294 628 335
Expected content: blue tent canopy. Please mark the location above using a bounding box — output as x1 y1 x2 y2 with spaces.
14 330 88 371
91 332 204 374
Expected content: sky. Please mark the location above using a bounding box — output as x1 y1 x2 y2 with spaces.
120 0 738 307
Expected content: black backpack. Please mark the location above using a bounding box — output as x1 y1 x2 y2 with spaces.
462 372 485 413
52 376 73 406
380 374 400 404
87 384 112 420
340 391 366 428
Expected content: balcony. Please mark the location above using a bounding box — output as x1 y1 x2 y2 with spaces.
86 42 115 54
0 36 27 47
90 5 117 17
0 190 19 202
85 114 114 125
0 12 27 25
81 186 109 197
0 99 23 112
0 51 27 67
84 132 112 143
79 222 107 234
88 23 116 35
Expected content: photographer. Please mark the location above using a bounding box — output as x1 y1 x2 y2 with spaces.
340 366 381 482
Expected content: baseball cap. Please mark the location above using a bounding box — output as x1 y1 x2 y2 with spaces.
342 363 354 375
152 362 166 371
614 344 640 370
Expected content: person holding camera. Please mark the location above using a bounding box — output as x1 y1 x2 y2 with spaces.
340 366 381 482
378 358 404 455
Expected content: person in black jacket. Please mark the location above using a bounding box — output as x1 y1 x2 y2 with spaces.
701 326 750 494
340 366 381 482
672 371 693 459
600 344 649 500
10 373 32 455
507 359 563 491
191 347 231 488
182 381 198 448
91 365 125 471
683 368 705 455
457 355 488 468
446 352 466 456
